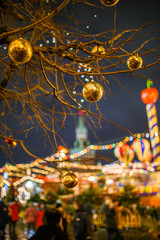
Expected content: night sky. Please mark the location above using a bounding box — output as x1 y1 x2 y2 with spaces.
0 0 160 167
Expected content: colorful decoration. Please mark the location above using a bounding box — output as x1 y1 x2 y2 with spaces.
141 80 160 162
100 0 119 7
82 80 103 102
62 172 78 188
0 180 11 188
0 132 158 177
114 142 134 167
17 186 31 205
58 146 69 154
5 136 17 148
137 185 158 196
127 54 143 70
92 45 105 55
8 38 33 64
141 87 159 105
13 176 44 186
0 132 150 175
1 187 7 198
132 138 151 163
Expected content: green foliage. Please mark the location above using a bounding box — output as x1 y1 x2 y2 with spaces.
136 204 147 217
6 189 14 203
117 185 140 208
27 192 41 203
137 204 160 220
44 191 58 205
79 184 104 206
57 186 74 195
148 206 160 219
97 176 106 188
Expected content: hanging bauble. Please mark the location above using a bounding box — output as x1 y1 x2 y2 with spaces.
92 45 105 55
100 0 119 7
127 54 143 70
82 81 103 102
63 172 78 188
8 38 33 64
5 137 17 148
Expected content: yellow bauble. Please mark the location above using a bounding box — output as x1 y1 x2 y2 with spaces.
8 38 33 64
12 141 17 148
127 54 143 70
63 172 78 188
82 81 103 102
100 0 119 7
92 45 105 55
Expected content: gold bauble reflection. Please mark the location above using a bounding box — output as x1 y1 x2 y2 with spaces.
92 45 105 55
7 141 17 148
63 172 78 188
8 38 33 64
82 81 103 102
100 0 119 7
11 141 17 148
127 54 143 70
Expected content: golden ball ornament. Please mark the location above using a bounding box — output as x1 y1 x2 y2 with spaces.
127 54 143 70
5 138 17 148
8 38 33 64
92 45 105 55
100 0 119 7
82 81 103 102
12 141 17 148
63 172 78 188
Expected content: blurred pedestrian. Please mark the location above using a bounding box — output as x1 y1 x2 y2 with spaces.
29 209 66 240
25 203 37 236
15 217 27 240
105 201 123 240
9 200 21 239
73 198 92 240
36 203 45 229
56 202 69 240
0 198 9 239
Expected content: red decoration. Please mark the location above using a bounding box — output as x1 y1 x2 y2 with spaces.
141 87 159 104
78 110 83 115
5 136 17 148
5 138 13 145
58 146 69 154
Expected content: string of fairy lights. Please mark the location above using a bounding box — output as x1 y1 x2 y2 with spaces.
0 132 159 179
0 131 159 203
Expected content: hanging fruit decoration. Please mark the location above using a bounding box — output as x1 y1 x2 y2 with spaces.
127 54 143 70
100 0 119 7
132 138 151 163
114 142 134 167
63 172 78 188
92 45 105 55
5 136 17 148
141 79 160 162
141 80 159 104
82 80 103 102
8 38 33 64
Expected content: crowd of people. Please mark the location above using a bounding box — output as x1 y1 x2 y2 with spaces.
0 199 46 240
0 197 124 240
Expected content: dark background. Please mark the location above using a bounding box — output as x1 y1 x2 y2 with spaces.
0 0 160 166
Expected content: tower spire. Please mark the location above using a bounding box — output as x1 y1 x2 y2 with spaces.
74 114 90 150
